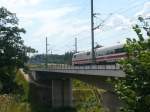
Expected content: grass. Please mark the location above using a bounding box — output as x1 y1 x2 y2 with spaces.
0 69 31 112
0 94 31 112
73 80 105 112
15 69 29 101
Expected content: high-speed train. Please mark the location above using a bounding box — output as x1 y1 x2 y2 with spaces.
72 44 127 65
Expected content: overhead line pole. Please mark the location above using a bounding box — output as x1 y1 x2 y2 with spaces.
75 37 77 53
45 37 48 69
91 0 96 64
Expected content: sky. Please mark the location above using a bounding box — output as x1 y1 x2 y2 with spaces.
0 0 150 54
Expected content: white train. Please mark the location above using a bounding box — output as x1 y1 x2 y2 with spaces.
72 44 127 65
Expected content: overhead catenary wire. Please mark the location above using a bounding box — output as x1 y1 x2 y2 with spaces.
47 0 149 55
58 1 144 53
79 0 148 51
92 0 149 38
109 0 149 15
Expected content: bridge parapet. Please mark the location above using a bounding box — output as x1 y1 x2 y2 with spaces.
31 64 121 70
31 64 125 77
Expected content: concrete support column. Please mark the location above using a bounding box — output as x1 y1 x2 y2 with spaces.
29 79 52 106
100 91 122 112
63 78 72 106
52 78 72 107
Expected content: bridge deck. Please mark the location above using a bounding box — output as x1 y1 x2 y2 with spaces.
31 64 125 77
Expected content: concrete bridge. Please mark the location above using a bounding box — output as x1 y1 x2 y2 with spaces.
29 64 125 112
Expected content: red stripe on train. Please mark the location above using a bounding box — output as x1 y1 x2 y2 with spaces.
72 53 127 64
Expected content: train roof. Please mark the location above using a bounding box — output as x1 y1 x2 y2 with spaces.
96 44 124 51
73 44 124 56
73 50 90 55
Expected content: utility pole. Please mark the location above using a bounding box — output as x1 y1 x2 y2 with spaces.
45 37 48 68
75 37 77 53
91 0 96 64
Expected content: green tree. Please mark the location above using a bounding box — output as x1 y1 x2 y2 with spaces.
64 51 74 64
114 17 150 112
0 7 35 93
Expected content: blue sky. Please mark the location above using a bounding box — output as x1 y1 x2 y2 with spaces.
0 0 150 54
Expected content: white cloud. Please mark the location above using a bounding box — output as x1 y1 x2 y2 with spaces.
32 18 90 42
0 0 83 53
0 0 42 8
3 0 140 54
18 6 78 21
0 0 43 27
103 14 135 32
0 0 80 37
135 1 150 18
106 14 132 27
30 6 80 36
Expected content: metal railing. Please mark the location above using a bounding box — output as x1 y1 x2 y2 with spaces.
31 64 121 71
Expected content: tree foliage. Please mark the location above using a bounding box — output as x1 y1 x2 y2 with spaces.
114 17 150 112
0 7 36 93
0 7 37 68
30 51 73 64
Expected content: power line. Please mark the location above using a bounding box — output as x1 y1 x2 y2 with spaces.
112 0 148 15
92 0 145 22
45 0 148 55
89 1 147 48
93 13 113 30
94 0 148 31
112 0 138 14
93 0 148 31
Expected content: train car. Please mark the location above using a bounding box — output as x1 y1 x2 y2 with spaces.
95 44 126 64
72 51 92 65
72 44 126 65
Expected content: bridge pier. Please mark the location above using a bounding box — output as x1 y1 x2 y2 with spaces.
74 75 122 112
100 91 121 112
29 71 72 108
52 78 72 107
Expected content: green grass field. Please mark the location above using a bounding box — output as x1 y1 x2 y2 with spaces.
0 94 31 112
73 80 105 112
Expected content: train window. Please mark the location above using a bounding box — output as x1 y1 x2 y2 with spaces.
115 48 124 53
98 52 104 56
73 55 76 58
106 51 109 55
111 50 115 54
97 50 107 56
86 52 90 55
98 53 101 56
103 51 106 55
106 50 113 55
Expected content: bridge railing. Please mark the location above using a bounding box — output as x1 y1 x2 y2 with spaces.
33 64 121 71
